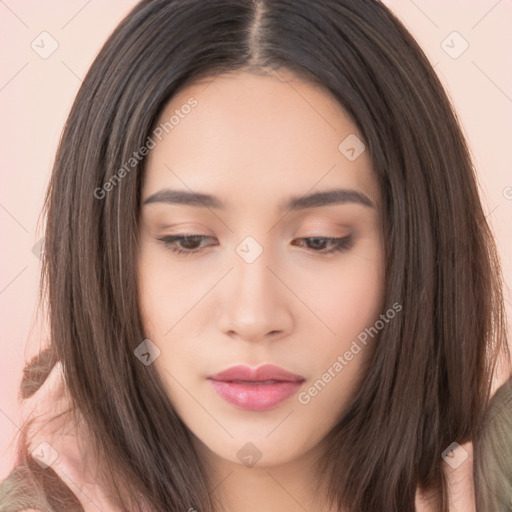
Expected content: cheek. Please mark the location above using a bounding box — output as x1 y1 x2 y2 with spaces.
299 263 384 416
338 260 383 324
303 247 385 343
137 252 210 377
137 244 203 335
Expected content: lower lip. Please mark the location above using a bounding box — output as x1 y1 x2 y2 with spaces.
208 379 303 411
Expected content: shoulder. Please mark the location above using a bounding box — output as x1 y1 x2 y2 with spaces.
0 464 47 512
475 376 512 511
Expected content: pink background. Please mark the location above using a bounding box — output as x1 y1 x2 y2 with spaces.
1 0 511 478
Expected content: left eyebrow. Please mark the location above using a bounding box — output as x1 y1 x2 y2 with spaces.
142 187 375 211
282 188 375 211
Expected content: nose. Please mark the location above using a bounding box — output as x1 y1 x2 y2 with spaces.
217 247 294 344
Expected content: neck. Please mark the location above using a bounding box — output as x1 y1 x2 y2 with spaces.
192 436 341 512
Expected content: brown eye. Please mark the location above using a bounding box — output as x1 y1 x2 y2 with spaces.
292 235 353 254
158 235 214 256
157 234 354 257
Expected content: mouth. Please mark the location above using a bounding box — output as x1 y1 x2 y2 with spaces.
207 364 305 411
227 379 291 385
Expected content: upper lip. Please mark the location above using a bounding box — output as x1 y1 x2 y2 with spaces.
207 364 305 383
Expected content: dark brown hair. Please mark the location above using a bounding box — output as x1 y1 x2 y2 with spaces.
1 0 510 511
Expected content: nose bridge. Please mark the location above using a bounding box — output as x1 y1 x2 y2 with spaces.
218 234 293 340
232 235 277 306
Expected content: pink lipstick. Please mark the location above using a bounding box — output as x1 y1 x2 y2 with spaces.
207 364 305 411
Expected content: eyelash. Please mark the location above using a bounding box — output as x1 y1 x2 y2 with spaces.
157 234 353 257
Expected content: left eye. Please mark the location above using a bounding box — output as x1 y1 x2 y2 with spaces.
157 234 353 256
292 236 353 254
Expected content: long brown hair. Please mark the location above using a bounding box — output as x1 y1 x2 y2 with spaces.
1 1 510 511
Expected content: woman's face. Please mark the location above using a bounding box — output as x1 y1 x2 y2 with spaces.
138 69 385 468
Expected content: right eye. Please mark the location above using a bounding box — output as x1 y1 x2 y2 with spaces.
157 234 216 256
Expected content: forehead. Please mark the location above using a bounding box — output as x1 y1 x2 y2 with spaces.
142 69 378 209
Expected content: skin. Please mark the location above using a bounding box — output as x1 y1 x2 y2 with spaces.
136 68 386 511
136 68 383 511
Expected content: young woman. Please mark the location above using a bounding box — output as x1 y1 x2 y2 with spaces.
1 1 511 511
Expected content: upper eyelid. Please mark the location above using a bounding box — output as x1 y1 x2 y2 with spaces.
157 233 353 248
158 226 351 237
158 233 350 244
158 234 353 253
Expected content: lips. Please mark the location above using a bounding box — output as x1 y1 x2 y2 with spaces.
207 364 305 411
208 364 305 383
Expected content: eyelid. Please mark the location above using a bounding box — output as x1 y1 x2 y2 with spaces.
155 217 354 245
157 232 354 257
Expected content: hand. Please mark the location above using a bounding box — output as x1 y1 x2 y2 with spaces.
21 361 125 512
